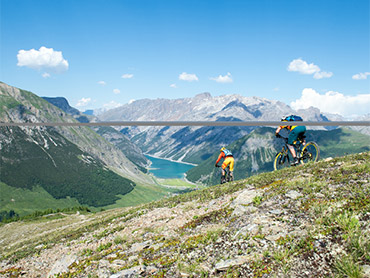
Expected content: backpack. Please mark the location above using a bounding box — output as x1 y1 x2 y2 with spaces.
284 115 303 122
222 149 233 157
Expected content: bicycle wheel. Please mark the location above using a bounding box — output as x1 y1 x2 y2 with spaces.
273 152 290 171
300 142 320 164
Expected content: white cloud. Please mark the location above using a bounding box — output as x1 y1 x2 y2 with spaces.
17 46 69 73
210 72 233 83
352 72 370 80
76 97 92 107
42 72 50 78
179 72 198 81
121 73 134 79
288 58 319 75
313 71 333 79
103 101 122 109
98 81 106 85
291 88 370 117
288 58 332 79
170 83 177 88
113 89 120 94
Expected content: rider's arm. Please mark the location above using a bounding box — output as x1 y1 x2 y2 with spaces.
215 152 225 165
275 126 282 135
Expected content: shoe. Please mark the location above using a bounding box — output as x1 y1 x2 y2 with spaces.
291 157 299 166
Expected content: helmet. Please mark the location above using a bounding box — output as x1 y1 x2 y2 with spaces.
220 147 226 152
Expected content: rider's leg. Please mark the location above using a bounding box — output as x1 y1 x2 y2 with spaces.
226 157 234 181
287 144 299 165
220 165 226 183
222 158 232 183
287 144 297 158
288 129 299 164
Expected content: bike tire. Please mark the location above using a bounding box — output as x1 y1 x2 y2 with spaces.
273 152 290 171
300 142 320 164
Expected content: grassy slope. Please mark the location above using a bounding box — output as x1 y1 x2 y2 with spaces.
0 151 369 277
103 177 198 210
0 183 81 217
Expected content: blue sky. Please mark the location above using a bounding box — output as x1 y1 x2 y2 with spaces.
1 0 369 116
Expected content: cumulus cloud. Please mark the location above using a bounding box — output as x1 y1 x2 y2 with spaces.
103 101 122 109
98 81 106 85
352 72 370 80
113 89 120 94
17 46 69 73
42 72 50 78
179 72 199 81
210 72 233 83
170 83 177 88
291 88 370 117
288 58 332 79
76 97 92 107
121 73 134 79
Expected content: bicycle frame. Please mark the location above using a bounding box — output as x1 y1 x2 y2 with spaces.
274 135 319 171
215 164 233 183
274 136 304 169
282 137 305 161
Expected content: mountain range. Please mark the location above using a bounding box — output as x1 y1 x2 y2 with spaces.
98 92 332 164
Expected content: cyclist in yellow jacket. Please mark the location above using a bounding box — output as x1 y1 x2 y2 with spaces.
215 147 234 183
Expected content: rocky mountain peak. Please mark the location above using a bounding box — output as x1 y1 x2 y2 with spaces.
193 92 212 100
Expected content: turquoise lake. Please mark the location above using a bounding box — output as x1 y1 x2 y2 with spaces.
145 155 195 179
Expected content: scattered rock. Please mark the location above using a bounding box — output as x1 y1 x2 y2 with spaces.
231 189 258 207
285 190 302 199
269 209 283 215
48 254 78 277
362 265 370 278
110 265 145 278
129 240 151 253
215 256 250 271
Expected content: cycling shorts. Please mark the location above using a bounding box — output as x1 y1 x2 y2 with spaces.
288 125 306 145
222 156 234 172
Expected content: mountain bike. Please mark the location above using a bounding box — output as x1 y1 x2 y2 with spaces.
273 134 320 171
215 164 233 184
